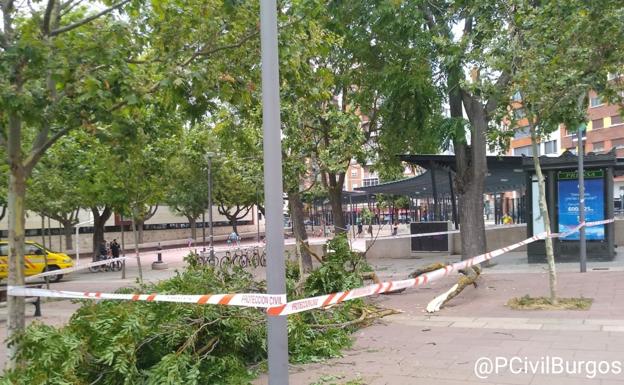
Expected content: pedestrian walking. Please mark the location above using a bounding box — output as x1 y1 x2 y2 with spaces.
227 231 240 247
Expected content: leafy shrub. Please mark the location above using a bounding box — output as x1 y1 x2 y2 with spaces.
2 238 374 384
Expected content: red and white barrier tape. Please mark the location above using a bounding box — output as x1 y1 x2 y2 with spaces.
375 223 527 242
9 219 615 311
7 286 286 308
267 219 615 316
24 256 130 282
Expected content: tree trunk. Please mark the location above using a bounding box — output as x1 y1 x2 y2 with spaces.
62 221 73 251
447 65 487 260
131 207 143 283
288 190 313 272
137 220 145 244
530 125 557 304
327 186 346 234
457 85 490 262
7 167 26 365
91 206 112 261
187 216 197 240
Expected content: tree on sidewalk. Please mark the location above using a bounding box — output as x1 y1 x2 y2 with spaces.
419 1 514 261
27 137 84 250
1 0 262 353
505 0 624 303
165 125 215 242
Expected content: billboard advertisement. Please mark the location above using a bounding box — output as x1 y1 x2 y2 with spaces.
557 170 604 240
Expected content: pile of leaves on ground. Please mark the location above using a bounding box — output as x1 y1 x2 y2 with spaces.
2 235 381 385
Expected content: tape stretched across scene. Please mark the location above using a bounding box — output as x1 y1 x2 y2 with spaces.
24 256 130 282
7 286 286 308
267 218 615 316
8 219 614 312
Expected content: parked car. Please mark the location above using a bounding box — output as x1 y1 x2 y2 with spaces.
0 241 74 283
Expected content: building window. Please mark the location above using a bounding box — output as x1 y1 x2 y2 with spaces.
363 178 379 187
593 141 605 152
592 118 604 129
513 108 526 120
612 138 624 150
351 169 357 177
514 126 530 139
511 91 522 102
590 96 603 107
612 115 622 126
544 140 557 154
513 145 533 156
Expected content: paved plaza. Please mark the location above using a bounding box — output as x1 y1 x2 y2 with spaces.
3 236 624 384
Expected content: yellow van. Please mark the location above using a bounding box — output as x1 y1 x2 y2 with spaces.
0 241 74 282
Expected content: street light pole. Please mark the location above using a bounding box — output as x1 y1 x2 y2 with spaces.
206 152 215 258
260 1 289 383
256 188 261 243
202 212 206 251
578 124 587 273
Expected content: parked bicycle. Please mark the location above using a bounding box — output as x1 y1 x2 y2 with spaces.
88 255 122 273
198 247 266 269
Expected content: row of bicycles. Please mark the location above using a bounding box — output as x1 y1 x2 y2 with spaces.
198 247 267 269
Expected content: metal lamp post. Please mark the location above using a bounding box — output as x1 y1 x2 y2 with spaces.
205 152 215 258
578 123 586 273
260 1 289 382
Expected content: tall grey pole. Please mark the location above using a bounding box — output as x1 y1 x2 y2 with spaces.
260 1 289 383
208 155 214 258
257 189 261 243
578 124 586 272
202 212 206 251
121 214 126 280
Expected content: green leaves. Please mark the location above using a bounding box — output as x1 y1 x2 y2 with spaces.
3 256 372 384
507 0 624 135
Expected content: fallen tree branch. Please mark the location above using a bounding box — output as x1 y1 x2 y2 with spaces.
426 265 481 313
310 307 400 330
362 271 406 294
408 262 447 278
300 240 324 264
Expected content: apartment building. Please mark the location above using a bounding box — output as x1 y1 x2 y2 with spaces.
507 91 562 158
344 160 418 191
508 90 624 199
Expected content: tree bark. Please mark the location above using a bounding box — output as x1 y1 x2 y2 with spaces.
91 206 112 260
7 161 26 365
186 215 197 240
131 206 143 283
288 190 313 272
458 92 488 260
446 64 487 261
529 124 557 304
62 221 73 250
136 204 158 244
327 184 346 234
